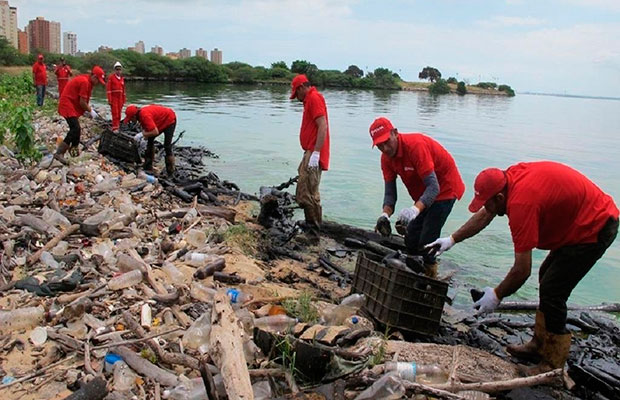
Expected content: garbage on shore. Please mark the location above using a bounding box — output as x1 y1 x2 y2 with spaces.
0 109 618 400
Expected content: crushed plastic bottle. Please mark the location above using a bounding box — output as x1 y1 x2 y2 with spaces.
182 312 211 353
113 360 137 392
117 253 144 273
323 294 366 325
354 373 406 400
190 282 217 302
40 251 60 268
226 288 253 307
42 207 71 228
252 380 272 400
108 270 143 291
181 208 198 226
51 241 69 257
0 306 45 333
162 376 206 400
185 229 206 248
104 353 122 374
163 262 186 286
253 315 297 333
384 361 448 384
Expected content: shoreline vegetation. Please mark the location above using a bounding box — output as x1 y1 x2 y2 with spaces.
0 39 514 97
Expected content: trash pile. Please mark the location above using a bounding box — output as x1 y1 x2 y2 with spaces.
0 107 618 400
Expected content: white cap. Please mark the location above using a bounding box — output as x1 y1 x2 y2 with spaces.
113 61 122 68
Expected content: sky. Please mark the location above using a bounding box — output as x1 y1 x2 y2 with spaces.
13 0 620 97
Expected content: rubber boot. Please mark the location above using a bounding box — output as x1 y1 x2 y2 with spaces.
165 154 175 176
507 310 545 362
54 141 70 165
423 261 438 279
295 207 320 246
522 330 571 375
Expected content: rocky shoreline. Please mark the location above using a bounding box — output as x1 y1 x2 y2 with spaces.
0 102 616 399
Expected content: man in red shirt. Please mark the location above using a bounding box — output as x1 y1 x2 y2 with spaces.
55 66 106 164
106 61 126 132
124 104 177 176
54 57 72 96
32 54 47 106
370 117 465 277
290 74 330 245
427 161 618 373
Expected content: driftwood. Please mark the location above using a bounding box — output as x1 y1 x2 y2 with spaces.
200 356 220 400
209 291 254 399
432 368 563 393
113 346 178 387
16 214 60 236
27 224 80 266
64 376 108 400
498 301 620 313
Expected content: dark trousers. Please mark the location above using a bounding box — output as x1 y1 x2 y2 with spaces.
145 121 176 158
36 85 46 107
539 217 618 333
63 117 81 147
405 199 456 264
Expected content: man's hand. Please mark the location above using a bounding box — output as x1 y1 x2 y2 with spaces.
473 287 500 315
397 206 420 226
134 132 144 142
375 212 391 237
89 109 98 119
308 151 320 169
424 236 455 256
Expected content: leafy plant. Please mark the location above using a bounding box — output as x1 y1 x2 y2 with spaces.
282 292 319 323
369 325 391 366
276 335 299 378
418 66 442 82
428 78 451 95
498 84 515 96
223 223 257 255
456 81 467 95
446 77 458 84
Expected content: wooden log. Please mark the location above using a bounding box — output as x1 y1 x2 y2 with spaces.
209 291 254 399
498 301 620 313
26 224 80 266
113 346 179 387
431 368 563 393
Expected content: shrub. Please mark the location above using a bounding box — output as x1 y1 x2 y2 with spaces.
456 81 467 95
498 84 515 96
446 77 458 84
428 78 450 95
475 82 497 90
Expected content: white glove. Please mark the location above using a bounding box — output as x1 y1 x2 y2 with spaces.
308 151 320 168
397 206 420 226
89 109 98 119
424 235 456 256
134 132 144 142
473 287 501 315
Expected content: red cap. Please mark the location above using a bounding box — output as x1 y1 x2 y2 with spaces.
91 65 105 85
369 117 394 146
37 54 44 60
123 104 139 124
468 168 507 212
290 74 309 99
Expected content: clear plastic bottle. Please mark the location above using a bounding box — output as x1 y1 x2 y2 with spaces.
113 360 137 392
227 289 253 307
40 251 60 268
51 241 69 256
323 294 366 325
185 229 206 248
0 306 45 333
162 262 186 285
108 270 143 291
116 253 144 273
253 315 297 333
354 373 405 400
182 312 211 353
384 361 448 384
162 377 206 400
42 207 71 228
183 252 215 267
182 208 198 225
190 282 217 302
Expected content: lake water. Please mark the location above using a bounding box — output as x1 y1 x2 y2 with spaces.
93 82 620 307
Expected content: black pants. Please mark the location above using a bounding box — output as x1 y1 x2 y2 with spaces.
145 121 176 158
539 217 618 333
63 117 81 147
405 198 456 264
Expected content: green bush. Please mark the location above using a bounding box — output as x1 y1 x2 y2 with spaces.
456 81 467 95
498 84 515 96
428 78 450 95
475 82 498 89
446 77 458 84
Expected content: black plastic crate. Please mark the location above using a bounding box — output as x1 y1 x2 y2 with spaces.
352 251 448 336
98 129 141 163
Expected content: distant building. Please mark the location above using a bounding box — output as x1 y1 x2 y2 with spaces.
166 52 179 60
135 40 145 54
28 17 50 53
63 32 77 56
17 28 27 54
49 21 60 53
98 45 113 53
179 48 191 59
195 47 208 60
210 48 222 65
0 1 18 48
151 45 163 56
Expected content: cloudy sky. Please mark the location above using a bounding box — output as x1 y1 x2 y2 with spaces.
13 0 620 97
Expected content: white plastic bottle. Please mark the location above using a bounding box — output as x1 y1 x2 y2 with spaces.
182 312 211 354
384 361 448 384
162 262 186 285
190 282 217 302
253 315 297 333
323 294 366 325
183 252 214 267
108 270 143 291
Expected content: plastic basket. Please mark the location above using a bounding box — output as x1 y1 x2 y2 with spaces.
352 251 448 336
98 129 141 163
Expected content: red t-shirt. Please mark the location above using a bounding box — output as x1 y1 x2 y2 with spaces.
106 73 126 104
506 161 619 252
299 87 330 170
138 105 176 132
57 75 93 118
381 133 465 202
32 62 47 85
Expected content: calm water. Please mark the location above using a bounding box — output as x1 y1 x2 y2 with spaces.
93 82 620 307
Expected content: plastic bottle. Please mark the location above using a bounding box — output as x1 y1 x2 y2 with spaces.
354 373 406 400
340 293 366 308
42 207 71 228
108 270 143 291
104 353 122 374
253 315 297 333
185 229 206 248
384 361 448 384
182 208 198 225
227 288 253 307
323 294 366 325
162 377 206 400
0 306 45 333
51 241 69 257
113 360 137 392
190 282 217 302
116 253 144 273
183 252 215 267
162 262 186 285
40 251 60 268
182 312 211 353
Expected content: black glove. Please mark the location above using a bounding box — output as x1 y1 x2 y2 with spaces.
395 219 408 236
375 214 391 237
